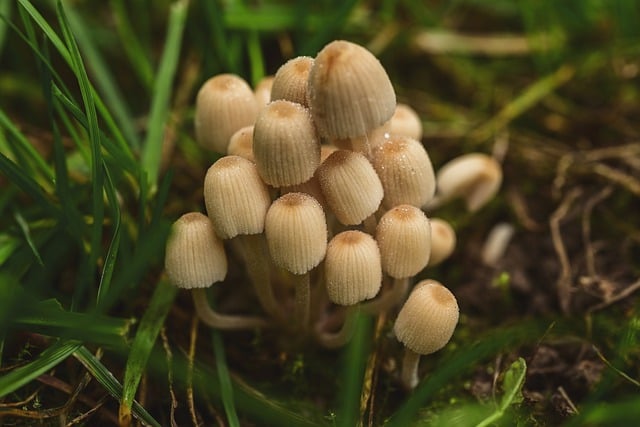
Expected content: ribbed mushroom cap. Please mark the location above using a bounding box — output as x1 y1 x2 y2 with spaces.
227 125 255 162
254 75 274 107
270 56 314 107
264 192 328 275
394 280 459 355
204 155 271 239
165 212 227 289
195 74 259 153
325 230 382 306
435 153 502 212
389 103 423 141
427 218 456 266
317 150 384 225
371 135 436 208
308 40 396 139
253 100 321 187
376 204 431 278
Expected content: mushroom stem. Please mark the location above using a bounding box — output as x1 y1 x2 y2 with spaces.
191 288 269 330
237 233 282 321
293 272 311 331
361 277 410 314
400 347 422 389
315 305 359 349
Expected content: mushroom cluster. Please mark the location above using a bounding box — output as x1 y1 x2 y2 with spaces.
165 40 503 389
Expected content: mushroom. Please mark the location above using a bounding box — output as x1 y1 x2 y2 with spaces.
371 135 436 209
394 279 459 389
227 125 255 162
254 75 275 107
203 155 280 321
317 230 382 348
264 193 328 330
195 74 259 153
164 212 267 330
270 56 314 107
427 218 457 266
308 40 396 156
428 153 502 212
252 100 320 187
388 103 423 141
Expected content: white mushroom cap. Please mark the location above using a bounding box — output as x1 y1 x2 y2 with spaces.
165 212 227 289
427 218 456 266
317 149 384 225
394 280 459 355
388 103 423 141
254 75 274 107
253 100 320 187
434 153 502 212
195 74 259 153
325 230 382 306
376 205 431 278
227 125 255 162
203 155 271 239
264 192 328 275
371 134 436 208
270 56 314 107
308 40 396 139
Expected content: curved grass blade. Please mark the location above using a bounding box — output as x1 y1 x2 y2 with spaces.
74 346 161 427
96 166 121 306
0 339 81 398
12 209 44 267
141 0 188 189
120 279 177 425
212 329 240 427
476 357 527 427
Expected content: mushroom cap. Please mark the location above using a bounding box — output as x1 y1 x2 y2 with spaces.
270 56 314 107
376 204 431 278
435 153 502 212
165 212 227 289
254 75 275 107
227 125 255 162
371 134 436 208
325 230 382 306
317 149 384 225
308 40 396 139
388 103 423 141
427 218 456 266
253 100 321 187
195 74 259 153
393 279 459 355
264 192 328 274
204 155 271 239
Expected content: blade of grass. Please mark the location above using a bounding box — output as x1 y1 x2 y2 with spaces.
56 0 104 299
246 30 264 87
120 279 177 424
96 166 121 307
0 339 82 398
211 329 240 427
475 357 527 427
141 0 188 190
12 209 44 267
74 346 161 427
0 0 11 55
60 2 141 150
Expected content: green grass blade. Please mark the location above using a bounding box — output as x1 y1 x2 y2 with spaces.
96 166 121 306
141 0 188 189
56 0 105 296
0 339 82 398
0 151 58 215
0 0 11 55
475 357 527 427
120 279 177 422
212 329 240 427
61 2 141 150
246 30 265 86
12 209 44 267
74 346 161 427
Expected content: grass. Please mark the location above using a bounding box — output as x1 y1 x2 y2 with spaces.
0 0 639 425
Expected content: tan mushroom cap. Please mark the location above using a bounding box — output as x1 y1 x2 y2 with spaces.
371 134 436 208
317 149 384 225
227 125 255 162
254 75 275 107
204 155 271 240
270 56 314 107
435 153 502 212
394 279 459 355
165 212 227 289
308 40 396 139
195 74 259 153
427 218 456 266
389 103 423 141
253 100 320 187
264 192 328 275
325 230 382 306
376 204 431 278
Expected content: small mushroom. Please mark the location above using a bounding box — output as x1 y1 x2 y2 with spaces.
165 212 267 330
388 103 423 141
270 56 314 107
427 218 456 266
394 279 459 389
227 125 255 162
